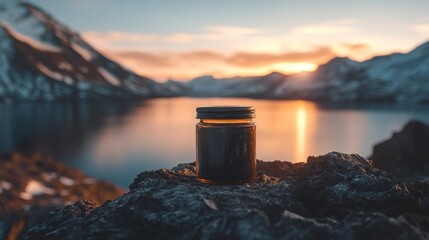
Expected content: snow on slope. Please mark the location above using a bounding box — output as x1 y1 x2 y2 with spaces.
288 41 429 103
0 1 56 46
0 1 427 103
71 42 93 61
98 67 121 86
180 41 429 103
0 1 169 101
184 72 286 97
0 20 61 52
35 63 63 81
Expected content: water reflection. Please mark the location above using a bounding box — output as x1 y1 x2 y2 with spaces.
296 104 307 162
0 100 142 160
1 98 429 187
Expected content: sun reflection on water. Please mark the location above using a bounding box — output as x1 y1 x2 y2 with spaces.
2 98 429 187
92 98 321 166
296 105 307 162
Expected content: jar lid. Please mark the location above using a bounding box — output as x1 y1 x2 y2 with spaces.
196 106 255 119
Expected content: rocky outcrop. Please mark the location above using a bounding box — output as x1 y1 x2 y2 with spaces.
370 120 429 180
0 153 124 240
25 152 429 240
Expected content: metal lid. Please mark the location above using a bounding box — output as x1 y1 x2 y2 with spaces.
196 106 255 119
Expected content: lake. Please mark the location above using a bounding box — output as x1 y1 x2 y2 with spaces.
1 97 429 187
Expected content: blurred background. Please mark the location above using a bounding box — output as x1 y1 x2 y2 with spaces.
1 0 429 187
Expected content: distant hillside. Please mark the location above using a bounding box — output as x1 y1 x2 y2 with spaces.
1 2 428 103
0 1 170 101
169 41 429 103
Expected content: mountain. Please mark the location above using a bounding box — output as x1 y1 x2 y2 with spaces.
188 72 287 97
168 72 287 98
300 42 429 103
0 1 169 101
173 41 429 103
1 2 428 103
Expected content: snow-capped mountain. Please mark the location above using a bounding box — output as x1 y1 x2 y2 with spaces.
176 41 429 103
169 72 286 98
1 2 428 103
298 41 429 103
0 1 169 101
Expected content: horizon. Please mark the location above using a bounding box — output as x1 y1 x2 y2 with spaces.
178 40 429 81
25 0 429 81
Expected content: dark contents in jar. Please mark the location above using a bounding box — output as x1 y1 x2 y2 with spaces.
196 123 256 183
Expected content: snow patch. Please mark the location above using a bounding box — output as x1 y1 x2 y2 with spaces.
0 3 58 47
59 176 75 186
0 181 12 194
98 67 121 86
41 172 58 181
64 76 74 85
71 43 93 61
36 63 63 81
58 61 73 71
19 180 55 200
203 198 218 210
0 21 61 52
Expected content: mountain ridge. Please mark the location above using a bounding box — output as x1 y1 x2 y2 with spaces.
0 1 171 101
170 40 429 103
1 1 428 103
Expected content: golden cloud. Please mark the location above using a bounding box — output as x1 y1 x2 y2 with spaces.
109 47 334 69
226 47 335 67
341 43 370 52
83 31 158 43
113 51 174 67
102 47 336 81
82 25 264 46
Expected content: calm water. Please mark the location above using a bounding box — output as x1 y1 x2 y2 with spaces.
1 98 429 187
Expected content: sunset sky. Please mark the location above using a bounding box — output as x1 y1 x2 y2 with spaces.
29 0 429 81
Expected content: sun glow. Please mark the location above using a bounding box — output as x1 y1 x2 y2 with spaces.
295 105 307 162
272 62 317 74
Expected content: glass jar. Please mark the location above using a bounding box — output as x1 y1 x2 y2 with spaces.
196 106 256 184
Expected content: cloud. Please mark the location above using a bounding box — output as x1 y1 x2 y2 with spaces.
333 43 373 61
80 21 375 80
112 50 225 67
341 43 370 52
180 50 225 61
412 23 429 35
103 47 336 80
82 25 263 45
83 31 158 43
226 47 335 67
293 19 358 35
109 47 334 69
113 51 174 67
104 50 230 80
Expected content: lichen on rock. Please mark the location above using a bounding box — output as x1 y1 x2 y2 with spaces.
25 152 429 240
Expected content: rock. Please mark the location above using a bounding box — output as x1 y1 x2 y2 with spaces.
0 153 124 240
25 152 429 240
370 120 429 180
